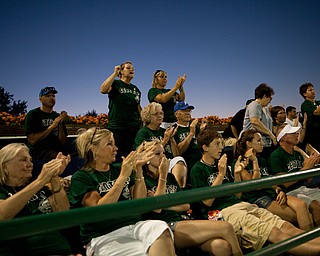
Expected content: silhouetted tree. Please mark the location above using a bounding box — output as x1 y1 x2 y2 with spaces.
85 109 98 117
0 86 28 115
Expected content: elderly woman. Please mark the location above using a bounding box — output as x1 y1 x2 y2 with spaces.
68 127 175 256
148 70 186 129
233 129 314 231
242 83 277 159
0 143 71 255
134 102 187 188
139 140 243 256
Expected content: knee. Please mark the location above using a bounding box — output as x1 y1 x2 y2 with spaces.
213 221 235 236
209 239 232 255
309 200 320 212
293 199 309 212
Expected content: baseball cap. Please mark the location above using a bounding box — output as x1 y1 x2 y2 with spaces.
39 86 58 97
277 124 300 142
174 101 195 112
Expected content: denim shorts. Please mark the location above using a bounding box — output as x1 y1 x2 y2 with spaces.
253 195 274 209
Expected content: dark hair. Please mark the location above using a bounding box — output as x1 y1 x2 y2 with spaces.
197 125 222 154
286 106 296 115
118 61 133 78
270 105 285 122
235 129 258 158
254 83 274 99
299 82 313 99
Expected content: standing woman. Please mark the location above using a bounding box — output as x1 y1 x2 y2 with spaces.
234 129 314 231
68 127 175 256
0 143 71 255
242 83 277 159
100 61 142 162
139 140 243 256
148 70 186 129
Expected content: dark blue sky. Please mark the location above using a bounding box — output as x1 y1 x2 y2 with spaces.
1 0 320 118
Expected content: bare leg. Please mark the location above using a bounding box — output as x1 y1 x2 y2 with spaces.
174 220 243 256
171 162 187 188
280 221 320 245
148 229 175 256
267 201 297 224
199 238 232 256
268 225 320 255
286 195 314 230
309 200 320 226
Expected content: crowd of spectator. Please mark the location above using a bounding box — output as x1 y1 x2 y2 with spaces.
1 61 320 256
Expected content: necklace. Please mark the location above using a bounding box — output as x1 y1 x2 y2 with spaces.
99 169 112 181
200 159 215 167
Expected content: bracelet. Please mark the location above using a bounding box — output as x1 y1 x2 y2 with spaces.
159 178 167 182
135 177 144 181
275 187 282 194
51 186 62 193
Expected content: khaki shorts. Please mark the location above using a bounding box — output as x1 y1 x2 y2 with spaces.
221 202 285 250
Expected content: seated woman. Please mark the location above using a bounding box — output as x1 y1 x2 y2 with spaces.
135 102 187 188
138 139 243 256
68 127 175 256
0 143 71 255
233 129 314 230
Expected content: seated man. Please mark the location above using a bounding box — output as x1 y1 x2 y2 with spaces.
190 125 320 254
24 86 68 160
268 124 320 226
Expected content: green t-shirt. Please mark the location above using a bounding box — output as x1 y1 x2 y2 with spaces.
268 146 305 193
148 88 177 123
24 107 68 155
68 165 141 245
190 161 242 219
301 99 320 142
107 80 141 129
143 173 182 223
231 157 276 204
0 185 71 255
134 126 174 159
174 125 201 171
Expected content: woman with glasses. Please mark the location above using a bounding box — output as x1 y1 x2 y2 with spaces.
242 83 277 159
68 127 175 256
134 102 187 188
148 70 186 129
100 61 142 162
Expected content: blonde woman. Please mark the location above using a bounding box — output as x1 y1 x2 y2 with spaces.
68 127 175 256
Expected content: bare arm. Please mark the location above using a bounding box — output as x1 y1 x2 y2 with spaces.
177 119 198 154
202 154 227 207
100 65 120 94
250 117 277 145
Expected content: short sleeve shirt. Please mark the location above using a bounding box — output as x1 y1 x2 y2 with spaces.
24 107 68 153
107 80 141 129
231 157 276 204
190 161 242 218
68 165 141 244
148 88 177 123
134 126 174 159
143 173 182 222
243 101 272 147
268 146 305 192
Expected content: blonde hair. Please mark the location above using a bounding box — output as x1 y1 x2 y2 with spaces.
136 139 161 154
76 127 112 171
141 102 163 125
152 70 167 88
0 143 29 185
